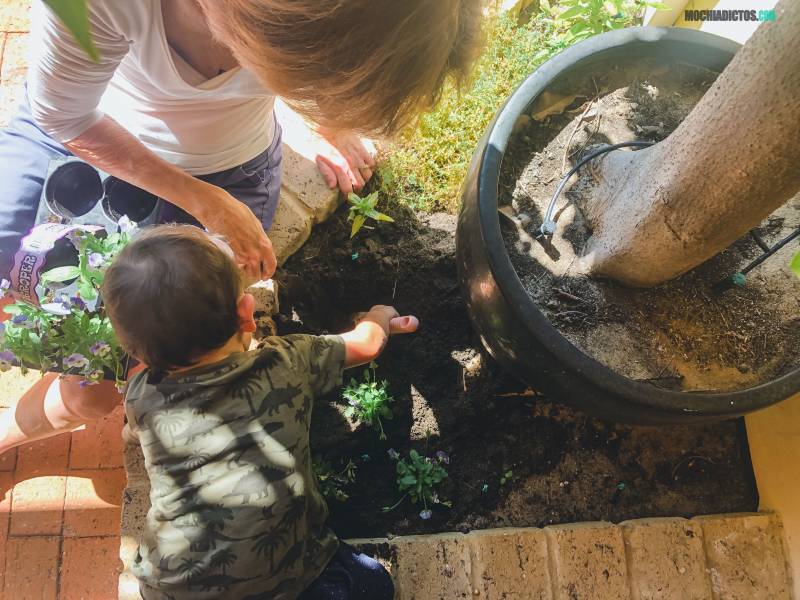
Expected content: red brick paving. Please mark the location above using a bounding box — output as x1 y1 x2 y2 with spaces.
0 422 126 599
1 6 127 596
0 395 126 599
63 469 126 538
4 535 61 599
70 408 126 471
60 537 123 600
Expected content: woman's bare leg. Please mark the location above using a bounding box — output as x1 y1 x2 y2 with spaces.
0 373 122 455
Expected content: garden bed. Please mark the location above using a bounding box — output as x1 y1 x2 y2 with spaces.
276 202 757 539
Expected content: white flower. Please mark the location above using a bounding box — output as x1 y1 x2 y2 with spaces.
118 216 137 234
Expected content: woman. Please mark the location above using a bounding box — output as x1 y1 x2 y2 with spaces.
0 0 481 454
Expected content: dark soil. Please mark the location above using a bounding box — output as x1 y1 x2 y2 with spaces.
500 60 800 392
276 202 757 539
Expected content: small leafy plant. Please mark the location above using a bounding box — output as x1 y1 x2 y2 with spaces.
545 0 667 44
343 361 394 439
791 250 800 279
347 191 394 238
384 449 450 520
313 457 357 502
0 218 135 389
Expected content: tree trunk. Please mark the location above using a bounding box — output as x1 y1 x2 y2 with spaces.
582 0 800 287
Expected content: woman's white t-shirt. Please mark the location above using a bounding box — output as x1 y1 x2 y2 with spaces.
27 0 276 175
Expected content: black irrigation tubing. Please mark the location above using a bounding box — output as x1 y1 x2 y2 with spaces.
537 140 655 239
530 138 798 293
714 226 800 293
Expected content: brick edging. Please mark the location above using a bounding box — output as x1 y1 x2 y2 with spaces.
346 513 794 599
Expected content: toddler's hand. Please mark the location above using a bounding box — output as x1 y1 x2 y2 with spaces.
363 305 418 336
389 315 419 334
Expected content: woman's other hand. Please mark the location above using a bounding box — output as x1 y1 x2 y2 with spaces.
314 126 376 194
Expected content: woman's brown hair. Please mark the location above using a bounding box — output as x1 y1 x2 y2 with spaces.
199 0 484 136
102 226 243 376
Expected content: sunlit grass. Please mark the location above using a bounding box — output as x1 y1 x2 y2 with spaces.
379 14 559 213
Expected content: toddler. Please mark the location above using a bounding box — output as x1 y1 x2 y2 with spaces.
103 225 416 599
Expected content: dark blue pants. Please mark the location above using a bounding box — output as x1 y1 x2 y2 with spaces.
0 91 283 278
299 542 395 600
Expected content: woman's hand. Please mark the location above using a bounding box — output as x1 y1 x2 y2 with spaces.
314 126 376 194
63 117 276 282
194 183 276 283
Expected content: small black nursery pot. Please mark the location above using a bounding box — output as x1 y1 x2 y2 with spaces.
102 177 159 223
44 162 104 219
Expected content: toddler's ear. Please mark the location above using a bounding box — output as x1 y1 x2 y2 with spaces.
237 293 257 333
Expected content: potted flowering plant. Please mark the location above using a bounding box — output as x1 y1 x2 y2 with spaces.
0 218 136 390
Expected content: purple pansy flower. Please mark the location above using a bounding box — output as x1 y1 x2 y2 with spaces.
89 341 111 357
58 294 72 312
88 253 105 269
435 451 450 465
10 314 34 329
0 350 17 372
79 378 99 388
64 353 90 370
387 448 400 460
70 296 87 311
419 509 432 520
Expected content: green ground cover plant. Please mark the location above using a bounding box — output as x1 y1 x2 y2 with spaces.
383 448 451 520
342 361 394 439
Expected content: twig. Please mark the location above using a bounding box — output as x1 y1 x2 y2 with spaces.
569 114 602 163
560 100 595 174
560 78 601 174
553 288 583 303
555 310 587 318
671 455 714 480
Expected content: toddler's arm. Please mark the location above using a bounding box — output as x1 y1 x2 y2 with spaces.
340 305 418 368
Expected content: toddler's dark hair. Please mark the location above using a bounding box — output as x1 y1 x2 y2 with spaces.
103 225 243 375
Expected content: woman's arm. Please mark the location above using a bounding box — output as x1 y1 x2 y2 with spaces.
65 118 277 281
27 2 275 280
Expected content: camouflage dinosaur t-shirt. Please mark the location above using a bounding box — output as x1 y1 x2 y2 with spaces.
124 334 345 600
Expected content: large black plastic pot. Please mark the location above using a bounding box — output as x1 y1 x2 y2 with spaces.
456 26 800 424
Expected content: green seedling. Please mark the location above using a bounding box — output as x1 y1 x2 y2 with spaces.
343 362 394 439
384 449 450 520
347 191 394 238
313 457 357 502
500 470 514 485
